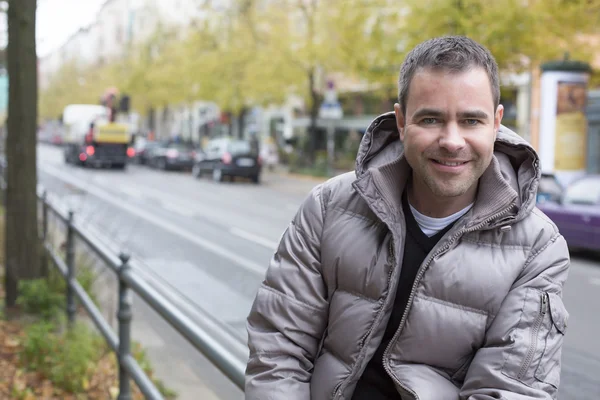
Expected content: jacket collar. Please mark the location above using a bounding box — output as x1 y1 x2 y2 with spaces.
354 151 519 230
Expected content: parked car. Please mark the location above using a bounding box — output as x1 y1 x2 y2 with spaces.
537 173 564 204
132 138 160 165
147 142 197 171
537 174 600 252
192 138 261 183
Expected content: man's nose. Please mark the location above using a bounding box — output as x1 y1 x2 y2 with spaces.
438 122 466 153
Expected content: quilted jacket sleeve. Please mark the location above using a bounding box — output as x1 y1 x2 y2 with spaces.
460 232 570 400
245 184 330 400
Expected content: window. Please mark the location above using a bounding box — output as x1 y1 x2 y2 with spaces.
206 140 222 153
563 177 600 205
227 140 251 155
539 174 563 197
168 143 194 151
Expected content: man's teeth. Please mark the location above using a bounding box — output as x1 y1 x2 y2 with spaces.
436 160 464 166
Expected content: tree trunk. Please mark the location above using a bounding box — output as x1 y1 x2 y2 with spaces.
237 107 248 139
307 68 320 163
5 0 40 307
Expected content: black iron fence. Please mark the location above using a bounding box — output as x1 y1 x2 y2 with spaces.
0 158 246 399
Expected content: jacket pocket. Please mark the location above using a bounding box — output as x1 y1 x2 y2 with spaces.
501 290 568 387
534 292 569 389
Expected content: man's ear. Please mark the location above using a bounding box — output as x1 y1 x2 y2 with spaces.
394 103 405 141
494 104 504 139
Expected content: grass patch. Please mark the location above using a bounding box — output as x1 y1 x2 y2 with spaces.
20 320 104 394
289 166 330 177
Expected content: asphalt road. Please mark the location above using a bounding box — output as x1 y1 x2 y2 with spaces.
36 144 600 399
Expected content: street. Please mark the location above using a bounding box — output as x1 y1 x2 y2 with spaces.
36 144 600 399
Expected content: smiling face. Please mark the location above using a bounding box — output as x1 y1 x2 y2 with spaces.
395 67 504 214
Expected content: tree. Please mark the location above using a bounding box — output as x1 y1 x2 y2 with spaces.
183 2 296 138
5 0 40 307
397 0 600 73
231 0 397 158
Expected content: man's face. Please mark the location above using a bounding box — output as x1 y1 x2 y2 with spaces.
394 67 503 200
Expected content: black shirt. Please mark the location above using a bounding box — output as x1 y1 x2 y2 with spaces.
352 192 455 400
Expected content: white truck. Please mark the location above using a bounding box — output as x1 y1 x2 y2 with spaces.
62 104 132 169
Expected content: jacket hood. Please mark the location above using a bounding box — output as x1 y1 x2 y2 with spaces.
355 112 541 222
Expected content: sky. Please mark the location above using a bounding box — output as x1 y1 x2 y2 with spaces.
36 0 106 57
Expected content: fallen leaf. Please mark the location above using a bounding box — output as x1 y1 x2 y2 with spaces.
41 382 54 399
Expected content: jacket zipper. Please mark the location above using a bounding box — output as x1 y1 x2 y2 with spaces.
381 203 516 400
517 292 548 380
333 238 396 399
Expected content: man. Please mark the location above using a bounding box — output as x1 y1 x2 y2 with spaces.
245 36 570 400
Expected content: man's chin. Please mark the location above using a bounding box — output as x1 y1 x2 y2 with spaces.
427 180 473 199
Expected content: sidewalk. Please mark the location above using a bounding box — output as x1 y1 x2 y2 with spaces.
261 164 343 197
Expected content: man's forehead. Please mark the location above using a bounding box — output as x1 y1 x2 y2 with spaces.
407 67 495 111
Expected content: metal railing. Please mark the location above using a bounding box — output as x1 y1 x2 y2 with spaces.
0 158 246 399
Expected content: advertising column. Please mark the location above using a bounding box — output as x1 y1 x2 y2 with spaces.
538 59 592 186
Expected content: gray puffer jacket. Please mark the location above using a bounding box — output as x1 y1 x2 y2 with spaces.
246 112 570 400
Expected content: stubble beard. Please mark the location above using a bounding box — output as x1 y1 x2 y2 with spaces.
419 158 481 198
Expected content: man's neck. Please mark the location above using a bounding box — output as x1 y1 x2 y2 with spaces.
408 178 477 219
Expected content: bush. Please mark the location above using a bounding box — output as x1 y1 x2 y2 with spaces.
289 150 330 177
21 320 105 393
18 251 100 320
17 279 63 319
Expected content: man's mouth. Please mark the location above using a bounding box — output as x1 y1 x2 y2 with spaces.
432 159 469 166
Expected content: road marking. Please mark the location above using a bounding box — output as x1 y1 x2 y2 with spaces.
41 164 267 276
590 278 600 286
160 201 197 217
229 227 278 250
119 186 144 200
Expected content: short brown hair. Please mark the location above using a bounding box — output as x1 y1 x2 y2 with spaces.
398 36 500 115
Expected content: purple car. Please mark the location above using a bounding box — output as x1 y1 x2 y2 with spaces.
537 174 600 252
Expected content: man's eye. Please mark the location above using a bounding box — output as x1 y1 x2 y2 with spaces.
465 119 480 125
422 118 438 125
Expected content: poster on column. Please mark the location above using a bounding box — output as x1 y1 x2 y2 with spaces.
554 81 588 171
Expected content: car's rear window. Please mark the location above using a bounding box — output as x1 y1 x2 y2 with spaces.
168 144 194 151
228 141 251 154
539 175 562 195
564 178 600 205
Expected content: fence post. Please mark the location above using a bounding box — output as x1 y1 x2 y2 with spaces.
66 210 76 325
117 252 132 400
41 191 49 277
0 158 6 208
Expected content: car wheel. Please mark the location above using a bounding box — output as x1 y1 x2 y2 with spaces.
157 158 167 170
192 164 202 178
212 168 223 182
251 174 260 184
